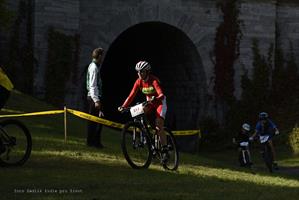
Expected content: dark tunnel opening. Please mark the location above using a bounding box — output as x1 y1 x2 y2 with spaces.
101 22 206 130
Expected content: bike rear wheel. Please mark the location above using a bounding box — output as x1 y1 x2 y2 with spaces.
162 128 179 171
0 119 32 166
121 121 152 169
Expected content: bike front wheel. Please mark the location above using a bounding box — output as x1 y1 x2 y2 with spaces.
162 128 179 171
0 119 32 166
121 121 152 169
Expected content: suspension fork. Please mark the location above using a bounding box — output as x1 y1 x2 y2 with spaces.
132 118 147 148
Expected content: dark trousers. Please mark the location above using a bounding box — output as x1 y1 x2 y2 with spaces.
87 96 103 147
0 85 10 110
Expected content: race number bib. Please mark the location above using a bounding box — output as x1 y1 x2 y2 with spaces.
259 135 269 143
240 142 249 147
130 104 144 117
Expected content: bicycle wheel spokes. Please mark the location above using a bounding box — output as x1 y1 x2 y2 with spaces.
0 120 32 166
163 129 179 171
121 122 152 169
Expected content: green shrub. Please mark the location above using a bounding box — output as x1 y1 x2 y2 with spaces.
288 127 299 154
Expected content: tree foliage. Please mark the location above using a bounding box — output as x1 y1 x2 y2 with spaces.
250 39 271 111
0 0 13 29
214 0 242 106
45 28 79 107
230 38 299 148
6 0 34 94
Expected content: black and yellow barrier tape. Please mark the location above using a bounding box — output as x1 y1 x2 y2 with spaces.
66 108 125 130
0 110 64 117
0 108 201 137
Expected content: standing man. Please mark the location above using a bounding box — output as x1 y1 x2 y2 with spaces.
86 47 104 148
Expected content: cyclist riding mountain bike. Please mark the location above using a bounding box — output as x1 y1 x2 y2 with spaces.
118 61 169 163
0 66 14 155
250 112 279 169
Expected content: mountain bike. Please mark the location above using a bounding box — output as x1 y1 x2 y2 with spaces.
120 100 179 170
0 119 32 166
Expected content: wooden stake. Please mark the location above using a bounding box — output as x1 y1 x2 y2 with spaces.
64 106 67 144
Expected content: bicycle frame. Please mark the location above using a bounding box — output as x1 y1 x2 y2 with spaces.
132 113 160 155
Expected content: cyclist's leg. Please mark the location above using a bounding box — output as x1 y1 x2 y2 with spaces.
155 99 169 163
156 117 169 163
155 98 167 146
268 139 278 168
156 116 166 145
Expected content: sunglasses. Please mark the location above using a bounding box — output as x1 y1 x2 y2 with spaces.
137 70 147 74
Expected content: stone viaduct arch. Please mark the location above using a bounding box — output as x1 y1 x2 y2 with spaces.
88 3 213 130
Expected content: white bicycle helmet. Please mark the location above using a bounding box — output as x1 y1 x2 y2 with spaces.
259 112 268 120
135 61 151 72
242 123 251 131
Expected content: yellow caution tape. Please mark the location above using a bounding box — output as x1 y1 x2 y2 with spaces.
66 108 200 136
66 109 124 130
0 108 200 136
1 108 23 113
0 110 64 118
173 130 201 138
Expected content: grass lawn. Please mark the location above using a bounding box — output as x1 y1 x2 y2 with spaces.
0 90 299 200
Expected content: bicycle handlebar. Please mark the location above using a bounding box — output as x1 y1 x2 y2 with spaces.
118 97 155 114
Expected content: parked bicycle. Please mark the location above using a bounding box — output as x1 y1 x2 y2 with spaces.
0 119 32 166
119 100 179 170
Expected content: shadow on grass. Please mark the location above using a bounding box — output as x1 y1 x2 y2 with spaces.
180 143 299 181
2 117 298 200
27 124 299 184
1 151 299 200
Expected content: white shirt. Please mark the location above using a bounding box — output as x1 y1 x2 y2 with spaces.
86 62 102 102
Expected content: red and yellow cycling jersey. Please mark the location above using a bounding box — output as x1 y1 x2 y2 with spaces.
122 75 167 119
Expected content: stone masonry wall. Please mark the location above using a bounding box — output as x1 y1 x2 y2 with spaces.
33 0 79 101
78 0 221 125
235 1 277 98
277 3 299 64
1 0 299 128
